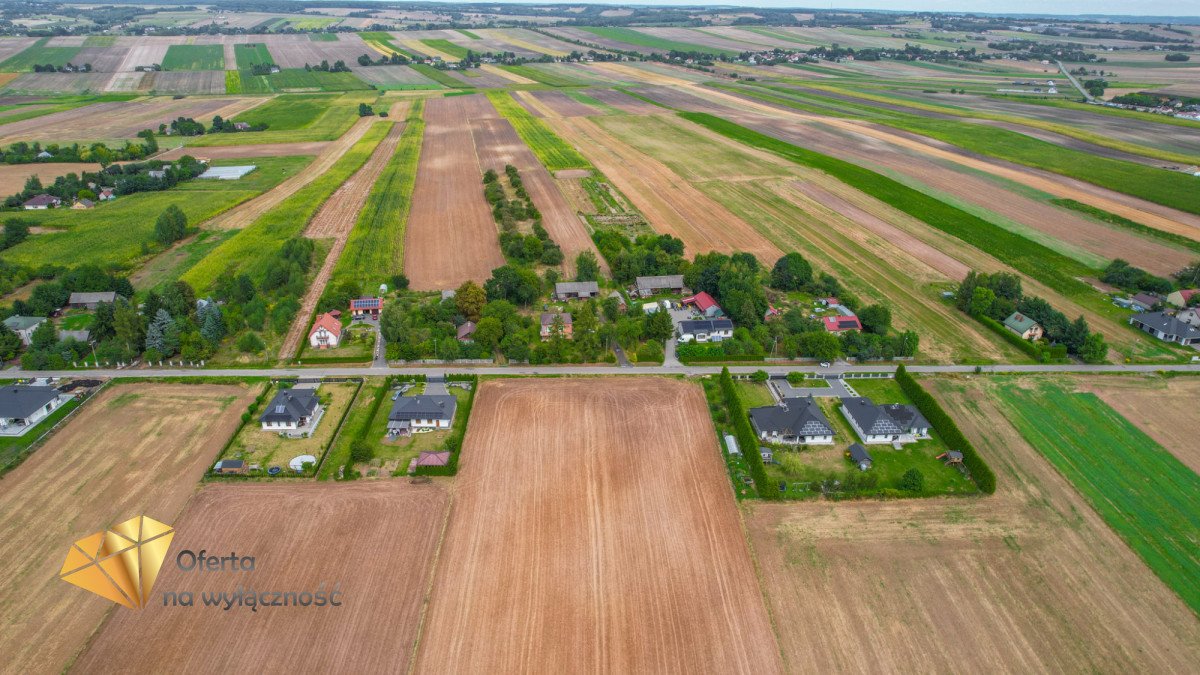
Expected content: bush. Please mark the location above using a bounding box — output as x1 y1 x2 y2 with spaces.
751 369 768 382
786 372 805 385
349 439 373 463
719 368 776 500
900 467 925 492
635 340 663 363
236 331 265 353
894 365 996 494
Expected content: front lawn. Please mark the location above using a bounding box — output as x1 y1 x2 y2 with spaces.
734 380 775 408
220 381 358 475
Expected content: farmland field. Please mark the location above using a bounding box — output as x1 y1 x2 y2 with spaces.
0 37 81 71
416 378 782 672
235 67 369 94
0 382 259 674
233 42 274 67
420 38 469 60
187 91 376 145
1078 376 1200 474
160 44 224 70
76 481 448 673
486 90 592 171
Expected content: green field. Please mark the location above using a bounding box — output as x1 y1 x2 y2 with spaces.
0 38 82 72
235 93 338 130
82 35 116 47
420 38 469 60
0 94 136 126
456 29 482 40
234 42 274 68
160 44 224 71
577 26 740 57
190 91 376 145
410 63 470 88
359 31 418 60
333 102 424 285
501 64 587 87
224 70 242 93
309 33 340 42
486 91 592 171
996 379 1200 616
182 123 391 291
234 68 369 94
3 156 312 272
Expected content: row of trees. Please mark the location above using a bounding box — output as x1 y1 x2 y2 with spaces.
4 155 206 207
1 133 158 166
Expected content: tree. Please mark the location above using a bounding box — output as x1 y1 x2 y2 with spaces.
473 316 503 350
454 281 487 322
786 371 805 386
154 204 187 246
1175 260 1200 288
751 370 768 382
236 331 265 353
91 302 116 342
899 468 925 492
162 280 195 319
144 309 179 356
857 304 891 335
112 301 144 355
644 307 674 341
770 252 813 290
575 251 600 282
30 320 57 351
798 331 841 361
0 324 21 361
199 303 226 344
1079 332 1108 364
350 439 374 463
1 219 30 250
968 287 995 317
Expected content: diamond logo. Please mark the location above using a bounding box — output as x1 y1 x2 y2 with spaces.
60 515 174 609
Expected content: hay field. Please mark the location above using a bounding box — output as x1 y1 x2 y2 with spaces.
0 383 259 674
417 378 782 672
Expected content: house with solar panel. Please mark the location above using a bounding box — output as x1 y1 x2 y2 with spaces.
349 297 383 321
387 394 457 437
748 396 834 445
259 388 324 438
840 396 931 445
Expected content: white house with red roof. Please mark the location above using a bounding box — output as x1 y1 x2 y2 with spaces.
681 291 724 318
1166 289 1199 308
309 312 342 349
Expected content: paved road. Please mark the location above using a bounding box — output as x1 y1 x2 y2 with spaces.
1057 60 1094 102
12 362 1200 380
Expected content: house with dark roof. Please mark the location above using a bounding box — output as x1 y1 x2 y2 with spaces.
349 297 383 320
1129 312 1200 345
259 388 324 437
0 385 67 435
1002 312 1043 341
457 321 477 342
681 291 723 318
847 443 872 471
677 318 733 343
540 312 573 340
840 396 931 445
634 274 685 297
387 394 457 436
749 396 834 445
554 281 600 300
22 194 61 210
1130 293 1163 312
68 291 123 309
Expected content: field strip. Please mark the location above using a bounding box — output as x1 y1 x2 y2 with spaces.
223 42 237 70
278 121 406 359
513 89 560 118
485 29 568 57
589 61 694 86
202 115 381 231
482 63 534 84
399 38 457 61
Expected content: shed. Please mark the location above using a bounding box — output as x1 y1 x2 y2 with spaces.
554 280 600 300
848 443 872 471
198 165 257 180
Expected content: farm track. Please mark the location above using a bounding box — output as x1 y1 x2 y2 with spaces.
278 121 406 360
203 115 382 231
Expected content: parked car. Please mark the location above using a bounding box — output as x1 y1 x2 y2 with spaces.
819 362 831 368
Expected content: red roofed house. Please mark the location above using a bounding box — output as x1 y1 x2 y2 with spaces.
682 291 724 318
1167 289 1199 308
823 315 862 332
350 297 383 320
309 312 342 349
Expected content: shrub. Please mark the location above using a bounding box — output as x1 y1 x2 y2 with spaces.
751 369 769 382
236 331 265 353
349 439 373 463
719 368 776 500
786 372 805 385
894 365 996 494
900 467 925 492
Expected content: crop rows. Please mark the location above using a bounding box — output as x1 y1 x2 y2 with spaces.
486 91 592 171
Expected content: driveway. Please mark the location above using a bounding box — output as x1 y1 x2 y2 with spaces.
770 377 852 399
663 338 680 367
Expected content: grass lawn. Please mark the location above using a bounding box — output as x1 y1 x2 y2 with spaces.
222 381 358 475
363 384 470 477
0 38 82 72
234 42 274 67
58 311 93 331
296 323 376 363
735 380 775 408
0 396 82 476
161 44 224 71
995 378 1200 616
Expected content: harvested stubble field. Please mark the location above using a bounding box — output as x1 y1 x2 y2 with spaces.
0 383 259 674
76 482 449 674
403 94 505 290
0 161 99 196
745 375 1200 673
264 32 374 70
0 96 260 144
416 378 782 673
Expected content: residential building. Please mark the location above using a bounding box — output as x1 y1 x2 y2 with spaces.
822 314 862 332
259 388 323 437
308 312 342 349
681 291 724 318
456 321 477 342
147 170 166 179
1002 312 1044 341
1130 293 1162 312
677 318 734 343
387 394 457 435
68 291 122 309
1129 312 1200 345
233 121 251 131
1166 289 1199 308
2 315 46 346
554 281 600 300
0 385 67 434
22 194 61 210
98 188 115 201
749 396 834 445
840 396 931 445
72 198 94 210
608 290 627 311
848 443 872 471
1177 306 1200 328
349 297 383 320
540 312 573 339
634 274 685 297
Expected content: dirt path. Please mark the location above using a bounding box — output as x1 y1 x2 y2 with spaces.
277 121 406 360
223 42 237 70
203 115 382 231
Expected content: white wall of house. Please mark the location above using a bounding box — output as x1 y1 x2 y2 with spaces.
757 430 833 445
0 393 63 430
309 327 339 349
839 405 918 445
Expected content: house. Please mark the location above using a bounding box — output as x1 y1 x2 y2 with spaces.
1177 306 1200 328
764 304 780 321
259 388 323 437
233 121 251 131
456 321 476 342
98 188 115 201
68 291 122 309
848 443 872 471
540 312 573 339
308 312 342 349
681 291 724 318
677 318 734 343
72 198 94 210
1002 312 1044 341
147 170 166 179
0 385 66 434
36 150 52 159
1128 312 1200 345
817 296 839 307
840 396 931 445
554 281 600 300
634 274 685 297
822 314 862 332
1166 289 1199 308
608 290 627 311
2 315 47 346
1130 293 1162 312
213 459 247 475
349 297 383 320
387 394 457 436
22 194 61 210
749 396 834 445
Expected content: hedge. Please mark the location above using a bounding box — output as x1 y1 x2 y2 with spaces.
894 365 996 494
413 374 477 476
718 367 777 499
339 378 391 479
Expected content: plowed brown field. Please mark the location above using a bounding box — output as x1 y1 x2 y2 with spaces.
0 383 259 675
403 95 504 290
747 375 1200 673
416 378 783 673
75 481 449 674
0 162 101 197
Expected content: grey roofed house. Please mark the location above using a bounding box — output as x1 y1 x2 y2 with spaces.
554 281 600 299
677 318 734 338
634 274 685 295
749 396 833 442
1129 311 1200 345
841 397 929 438
0 385 61 421
388 394 457 424
259 388 320 425
68 291 122 308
